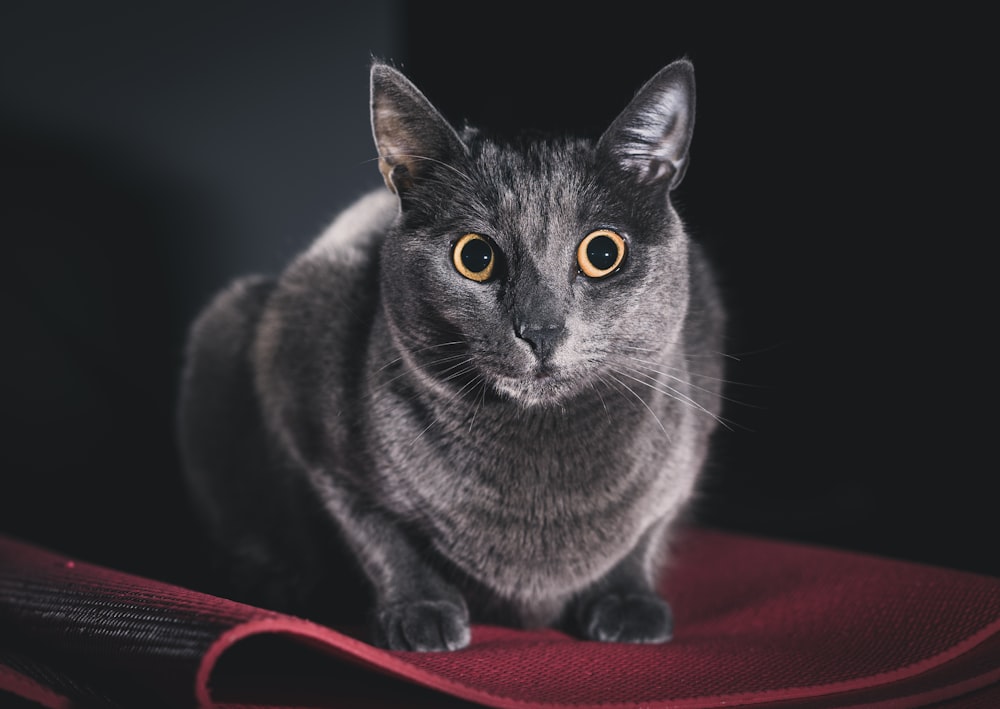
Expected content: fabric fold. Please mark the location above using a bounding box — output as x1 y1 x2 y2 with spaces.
2 528 998 708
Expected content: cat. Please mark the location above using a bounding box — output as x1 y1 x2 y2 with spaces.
177 57 726 652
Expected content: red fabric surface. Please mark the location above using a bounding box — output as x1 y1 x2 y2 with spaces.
1 528 998 708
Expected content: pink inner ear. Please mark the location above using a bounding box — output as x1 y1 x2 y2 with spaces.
378 158 398 194
644 159 674 184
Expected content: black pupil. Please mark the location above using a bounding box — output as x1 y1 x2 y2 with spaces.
587 235 619 271
461 238 492 273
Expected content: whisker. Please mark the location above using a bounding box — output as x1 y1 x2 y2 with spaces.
627 358 725 395
406 366 482 448
467 376 488 433
625 355 765 389
626 358 765 412
622 367 750 431
372 353 470 391
407 419 438 448
363 153 474 185
616 365 735 432
606 371 670 439
373 340 466 374
590 380 612 425
439 362 478 384
620 343 747 362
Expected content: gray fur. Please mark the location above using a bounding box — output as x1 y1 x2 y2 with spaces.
177 58 726 651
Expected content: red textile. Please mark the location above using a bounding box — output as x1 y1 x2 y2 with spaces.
1 528 998 708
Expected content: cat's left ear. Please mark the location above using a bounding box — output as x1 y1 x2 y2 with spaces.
370 60 468 196
597 59 695 191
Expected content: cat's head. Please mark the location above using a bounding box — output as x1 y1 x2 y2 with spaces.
370 59 696 407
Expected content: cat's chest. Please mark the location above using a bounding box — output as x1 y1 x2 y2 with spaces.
375 388 649 502
368 390 680 582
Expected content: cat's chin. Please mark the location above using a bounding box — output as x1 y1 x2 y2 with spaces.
491 372 579 408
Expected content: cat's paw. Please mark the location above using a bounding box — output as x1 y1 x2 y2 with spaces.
374 598 471 652
581 592 674 644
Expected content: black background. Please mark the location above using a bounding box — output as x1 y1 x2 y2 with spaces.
1 1 995 594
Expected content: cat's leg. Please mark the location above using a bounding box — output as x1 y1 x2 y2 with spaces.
257 394 471 649
314 487 470 651
567 520 674 644
370 550 471 652
253 290 470 649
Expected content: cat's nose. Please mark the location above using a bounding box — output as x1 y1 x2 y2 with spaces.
515 319 566 362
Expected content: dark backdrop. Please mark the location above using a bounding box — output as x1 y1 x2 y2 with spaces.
1 1 995 593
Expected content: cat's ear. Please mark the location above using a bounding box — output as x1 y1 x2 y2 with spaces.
597 59 695 191
370 60 468 196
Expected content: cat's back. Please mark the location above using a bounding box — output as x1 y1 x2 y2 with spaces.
178 187 398 586
181 187 396 480
255 187 396 368
249 188 396 456
301 188 397 268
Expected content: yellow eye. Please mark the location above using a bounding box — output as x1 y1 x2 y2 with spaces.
452 233 495 282
577 229 626 278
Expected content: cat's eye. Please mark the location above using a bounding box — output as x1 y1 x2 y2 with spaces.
577 229 626 278
452 232 495 282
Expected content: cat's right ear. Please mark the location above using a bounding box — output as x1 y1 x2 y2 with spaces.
370 60 468 197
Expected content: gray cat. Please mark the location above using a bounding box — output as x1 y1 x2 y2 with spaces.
177 57 726 652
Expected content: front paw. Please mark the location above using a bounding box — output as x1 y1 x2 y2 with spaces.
581 592 673 644
374 598 471 652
